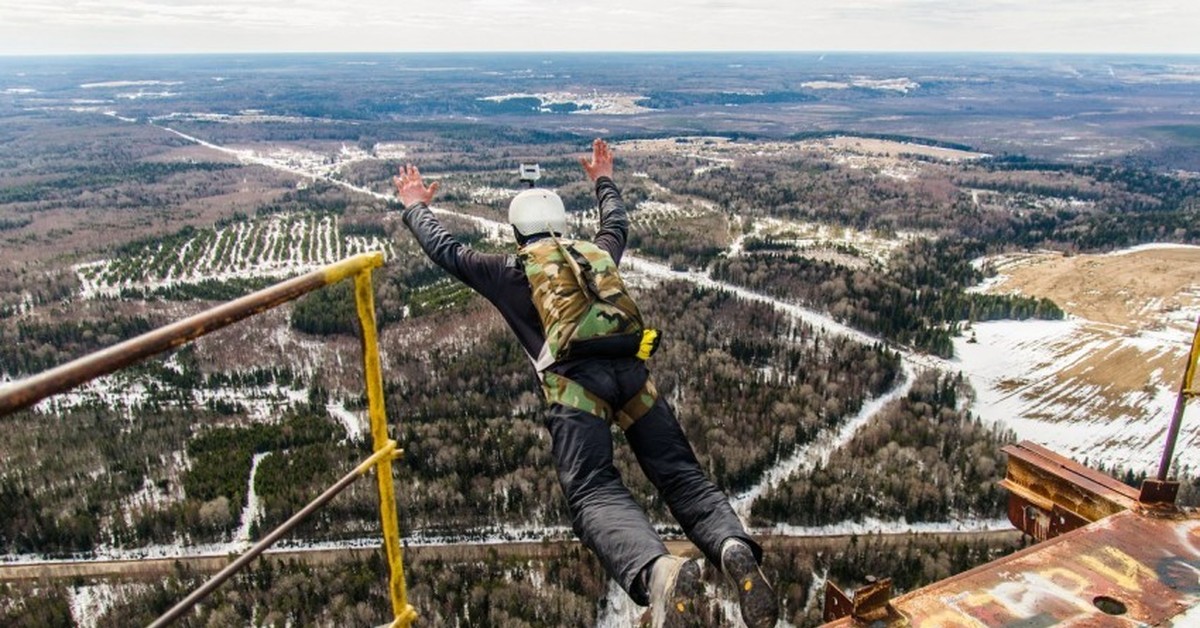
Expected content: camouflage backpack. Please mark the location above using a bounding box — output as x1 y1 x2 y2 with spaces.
519 235 660 371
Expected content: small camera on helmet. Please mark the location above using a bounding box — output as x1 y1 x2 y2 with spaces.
519 163 541 187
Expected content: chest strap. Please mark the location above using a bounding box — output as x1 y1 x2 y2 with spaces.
541 372 659 430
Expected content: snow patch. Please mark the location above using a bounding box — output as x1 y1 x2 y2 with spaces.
74 213 395 299
327 400 366 440
80 80 182 89
235 452 271 544
116 90 179 100
69 583 131 628
373 142 408 160
635 200 706 220
1106 242 1200 256
768 517 1012 537
739 217 925 268
595 578 645 627
802 77 921 93
469 186 520 204
479 91 653 115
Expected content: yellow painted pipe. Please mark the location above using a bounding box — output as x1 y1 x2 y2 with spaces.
355 268 417 626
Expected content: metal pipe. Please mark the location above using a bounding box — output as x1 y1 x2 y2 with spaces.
0 253 383 416
1157 317 1200 481
355 269 417 626
148 441 398 628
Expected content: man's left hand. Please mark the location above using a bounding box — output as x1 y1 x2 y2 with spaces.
393 164 440 207
580 138 614 182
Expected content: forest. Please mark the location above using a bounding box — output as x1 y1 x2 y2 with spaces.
753 372 1012 526
0 533 1026 627
712 238 1062 357
2 88 1198 625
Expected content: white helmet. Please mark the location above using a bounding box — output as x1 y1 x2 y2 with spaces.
508 188 568 240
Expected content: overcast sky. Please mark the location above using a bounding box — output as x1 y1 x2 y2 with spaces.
0 0 1197 56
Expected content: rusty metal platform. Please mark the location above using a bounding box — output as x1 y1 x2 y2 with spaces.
820 319 1200 625
823 507 1200 626
823 437 1200 626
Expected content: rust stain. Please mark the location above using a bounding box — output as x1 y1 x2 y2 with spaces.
824 510 1200 627
1000 441 1139 540
823 441 1200 627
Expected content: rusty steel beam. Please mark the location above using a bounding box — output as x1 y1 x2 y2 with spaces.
1000 441 1138 540
1138 478 1180 506
823 581 854 623
823 578 901 625
0 253 383 416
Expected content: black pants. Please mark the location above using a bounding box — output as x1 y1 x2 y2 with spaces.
544 357 760 606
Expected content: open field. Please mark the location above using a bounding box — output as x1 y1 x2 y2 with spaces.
980 246 1200 330
960 245 1200 472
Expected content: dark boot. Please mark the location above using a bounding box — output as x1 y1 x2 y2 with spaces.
720 540 779 628
647 555 703 627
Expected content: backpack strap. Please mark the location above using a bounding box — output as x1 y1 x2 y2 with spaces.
541 371 659 430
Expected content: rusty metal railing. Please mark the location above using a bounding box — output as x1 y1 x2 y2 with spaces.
0 252 417 627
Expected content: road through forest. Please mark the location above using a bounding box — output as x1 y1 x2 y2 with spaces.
3 124 983 585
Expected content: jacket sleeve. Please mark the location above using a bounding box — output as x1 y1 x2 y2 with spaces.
592 176 629 265
400 203 506 298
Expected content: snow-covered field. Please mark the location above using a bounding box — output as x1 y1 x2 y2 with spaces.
955 243 1200 474
953 317 1199 473
800 77 921 93
478 91 653 115
737 216 927 268
74 213 394 298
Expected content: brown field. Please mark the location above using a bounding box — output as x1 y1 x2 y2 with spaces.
989 247 1200 329
979 246 1200 414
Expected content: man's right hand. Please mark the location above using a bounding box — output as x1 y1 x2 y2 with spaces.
393 164 440 208
580 138 614 182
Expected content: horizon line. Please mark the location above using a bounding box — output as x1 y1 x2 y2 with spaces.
3 49 1200 59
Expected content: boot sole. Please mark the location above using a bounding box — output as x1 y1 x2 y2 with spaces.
724 548 779 628
662 558 703 628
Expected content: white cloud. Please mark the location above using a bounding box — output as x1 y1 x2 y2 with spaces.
0 0 1197 54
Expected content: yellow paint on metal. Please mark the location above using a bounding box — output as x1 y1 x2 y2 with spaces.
353 440 399 475
355 267 417 627
1077 548 1148 593
323 252 385 287
1184 318 1200 396
916 611 983 628
1041 567 1092 594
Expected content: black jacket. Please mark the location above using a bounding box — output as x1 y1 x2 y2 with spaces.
400 176 630 366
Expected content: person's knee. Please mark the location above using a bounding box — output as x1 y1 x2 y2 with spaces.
558 462 624 507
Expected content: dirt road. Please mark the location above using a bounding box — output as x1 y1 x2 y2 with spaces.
0 530 1022 583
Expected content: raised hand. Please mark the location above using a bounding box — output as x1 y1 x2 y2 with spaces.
393 164 440 207
579 138 614 182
